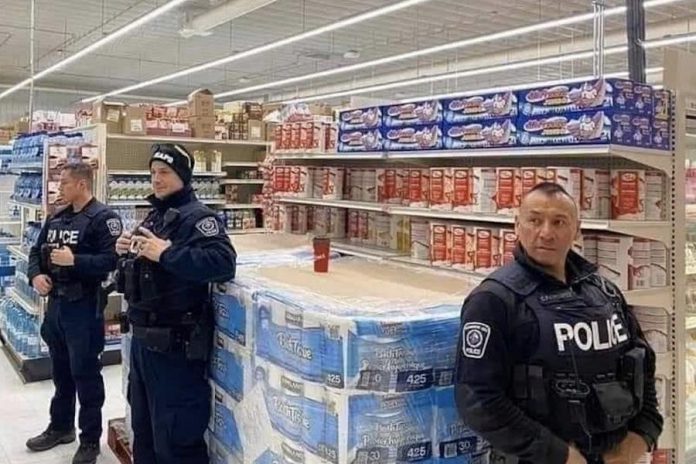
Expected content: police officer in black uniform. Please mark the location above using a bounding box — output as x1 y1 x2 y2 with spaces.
26 162 122 464
455 182 663 464
115 143 236 464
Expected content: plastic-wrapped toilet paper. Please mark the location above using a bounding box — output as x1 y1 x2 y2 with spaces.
210 380 244 460
211 330 255 402
213 283 255 349
434 387 490 464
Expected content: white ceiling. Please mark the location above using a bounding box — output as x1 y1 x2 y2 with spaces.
1 0 695 109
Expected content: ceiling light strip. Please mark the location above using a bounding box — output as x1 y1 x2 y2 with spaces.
82 0 433 102
0 0 190 101
163 0 683 106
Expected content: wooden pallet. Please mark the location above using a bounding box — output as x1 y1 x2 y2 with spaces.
107 418 132 464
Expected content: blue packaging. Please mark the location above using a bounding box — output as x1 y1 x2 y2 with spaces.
210 330 254 402
337 129 383 153
442 119 517 149
213 283 255 349
382 125 443 151
382 100 443 127
324 389 435 464
434 387 490 464
444 92 517 123
323 305 460 392
519 78 652 116
652 118 671 151
339 107 383 131
518 110 650 147
210 381 244 461
255 292 324 382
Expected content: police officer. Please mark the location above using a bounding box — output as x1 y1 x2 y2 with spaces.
115 143 236 464
455 182 663 464
26 162 122 464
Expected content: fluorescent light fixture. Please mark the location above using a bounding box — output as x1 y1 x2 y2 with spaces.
282 45 629 104
643 31 696 48
180 0 280 38
0 0 190 101
160 0 683 107
82 0 433 102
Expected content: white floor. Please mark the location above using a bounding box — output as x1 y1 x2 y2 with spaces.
0 346 126 464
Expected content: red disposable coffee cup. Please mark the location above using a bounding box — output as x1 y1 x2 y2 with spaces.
313 237 330 273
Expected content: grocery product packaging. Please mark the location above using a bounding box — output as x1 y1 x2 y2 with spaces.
382 100 443 127
611 169 646 220
329 208 346 239
349 168 363 201
406 169 430 208
653 89 672 121
377 168 405 204
500 229 517 266
520 167 547 196
122 106 146 136
629 238 652 290
471 168 497 213
348 211 360 243
443 91 518 123
651 241 668 287
449 224 475 271
322 168 345 200
545 167 582 206
430 222 451 266
411 220 431 260
443 119 517 149
452 168 473 212
652 118 671 151
188 88 215 117
361 169 377 203
383 125 443 151
645 170 665 220
581 169 611 219
362 212 376 245
597 235 633 290
581 234 598 264
430 168 454 210
474 227 502 272
391 216 411 252
338 107 382 131
495 168 522 215
374 213 393 249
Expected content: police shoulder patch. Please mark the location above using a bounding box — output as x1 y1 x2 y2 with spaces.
195 216 220 237
106 218 122 237
462 322 491 359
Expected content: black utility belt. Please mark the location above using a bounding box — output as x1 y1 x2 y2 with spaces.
132 325 190 353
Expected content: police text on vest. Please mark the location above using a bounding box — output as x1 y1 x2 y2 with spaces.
554 315 628 352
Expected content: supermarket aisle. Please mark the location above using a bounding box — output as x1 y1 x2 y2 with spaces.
0 346 124 464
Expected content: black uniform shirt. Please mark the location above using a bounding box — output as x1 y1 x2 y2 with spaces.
454 246 663 464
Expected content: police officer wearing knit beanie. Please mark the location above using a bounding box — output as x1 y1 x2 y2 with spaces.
116 143 236 464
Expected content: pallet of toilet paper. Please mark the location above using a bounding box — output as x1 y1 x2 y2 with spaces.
209 258 489 464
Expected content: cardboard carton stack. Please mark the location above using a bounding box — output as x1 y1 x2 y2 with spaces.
188 89 215 139
214 101 267 141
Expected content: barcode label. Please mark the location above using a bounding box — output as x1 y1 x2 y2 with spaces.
444 443 457 459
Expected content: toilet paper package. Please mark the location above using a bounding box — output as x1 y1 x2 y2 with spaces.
631 306 670 354
210 380 245 460
211 330 255 402
377 169 406 204
382 100 443 127
375 213 393 249
208 432 242 464
323 304 461 392
391 216 411 252
434 387 490 464
500 229 517 266
323 389 436 464
444 91 517 123
213 282 256 348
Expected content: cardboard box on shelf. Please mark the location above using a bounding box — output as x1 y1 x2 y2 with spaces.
597 235 633 290
430 222 451 266
452 168 473 212
474 227 501 272
406 168 430 208
645 170 665 220
248 120 266 141
629 238 652 290
122 106 146 136
500 229 517 266
190 117 216 139
450 224 474 271
581 169 611 219
430 168 454 211
410 220 430 260
495 168 522 215
92 100 125 133
650 241 668 287
472 167 497 213
520 167 546 196
545 167 582 206
188 89 215 117
611 169 646 220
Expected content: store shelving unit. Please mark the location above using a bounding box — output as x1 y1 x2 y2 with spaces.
268 50 694 463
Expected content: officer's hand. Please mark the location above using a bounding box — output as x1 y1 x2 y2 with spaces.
32 274 53 296
566 446 587 464
602 432 649 464
116 231 133 256
133 227 172 263
50 246 75 267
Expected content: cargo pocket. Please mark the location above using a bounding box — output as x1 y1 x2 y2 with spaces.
592 381 635 432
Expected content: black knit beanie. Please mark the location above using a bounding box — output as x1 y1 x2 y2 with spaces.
149 143 194 185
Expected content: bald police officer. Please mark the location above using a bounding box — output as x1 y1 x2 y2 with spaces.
26 162 122 464
115 143 236 464
455 182 662 464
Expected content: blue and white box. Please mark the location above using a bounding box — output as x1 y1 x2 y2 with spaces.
382 125 443 151
652 118 671 151
339 107 383 131
211 330 255 402
213 283 255 349
210 381 244 461
337 129 383 152
323 305 460 392
519 78 653 116
653 88 672 121
324 389 436 464
443 119 517 149
434 387 490 464
255 292 325 383
518 110 651 147
383 100 443 127
444 92 517 123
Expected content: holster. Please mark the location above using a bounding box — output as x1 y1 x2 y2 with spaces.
185 308 214 361
132 325 182 353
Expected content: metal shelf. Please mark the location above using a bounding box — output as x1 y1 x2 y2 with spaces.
8 287 40 316
109 198 226 207
331 240 407 260
227 228 266 235
278 198 672 245
107 133 269 147
623 287 671 308
109 170 226 177
8 245 29 262
8 199 42 211
274 152 385 160
223 203 264 209
687 316 696 331
9 162 43 171
220 179 265 185
222 161 261 167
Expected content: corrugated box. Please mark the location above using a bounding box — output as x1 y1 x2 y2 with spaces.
188 88 215 117
122 106 146 136
92 100 125 133
190 116 216 139
248 120 266 141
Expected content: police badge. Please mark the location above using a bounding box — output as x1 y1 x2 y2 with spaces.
195 217 219 237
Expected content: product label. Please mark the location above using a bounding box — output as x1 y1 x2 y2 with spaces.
450 225 468 267
496 169 520 210
612 170 645 219
452 168 472 209
501 231 517 265
475 229 493 269
430 224 449 265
